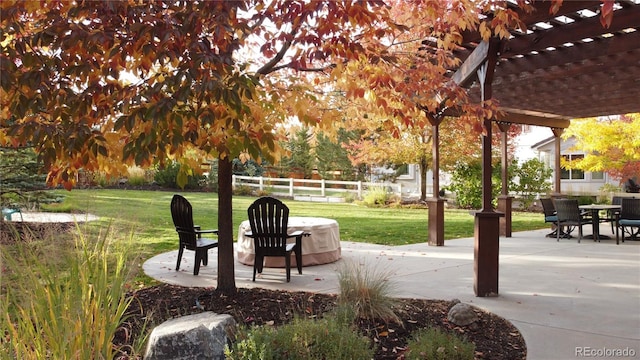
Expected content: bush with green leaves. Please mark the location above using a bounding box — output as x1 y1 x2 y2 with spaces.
445 161 500 209
0 228 140 359
232 158 265 177
447 158 552 210
153 161 205 189
225 305 373 360
403 327 475 360
511 158 552 209
362 185 393 207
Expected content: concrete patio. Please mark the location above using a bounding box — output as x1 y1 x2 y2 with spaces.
144 226 640 360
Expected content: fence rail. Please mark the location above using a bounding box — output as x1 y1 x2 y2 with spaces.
232 175 406 200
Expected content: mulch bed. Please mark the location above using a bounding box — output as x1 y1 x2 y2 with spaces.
114 285 526 359
3 222 526 359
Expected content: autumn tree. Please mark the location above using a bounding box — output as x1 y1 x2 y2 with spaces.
315 128 364 181
332 0 530 201
563 114 640 187
1 0 564 292
0 1 403 293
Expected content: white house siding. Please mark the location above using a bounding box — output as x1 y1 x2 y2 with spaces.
531 135 618 195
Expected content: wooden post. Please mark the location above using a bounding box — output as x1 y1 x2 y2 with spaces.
426 112 445 246
552 128 564 196
474 39 502 297
497 122 512 237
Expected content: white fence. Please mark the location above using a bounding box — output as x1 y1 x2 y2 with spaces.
232 175 408 200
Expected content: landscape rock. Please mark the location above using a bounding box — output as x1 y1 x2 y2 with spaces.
447 302 479 328
145 311 236 360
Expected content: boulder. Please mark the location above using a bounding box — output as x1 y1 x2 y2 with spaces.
145 312 236 360
447 302 479 329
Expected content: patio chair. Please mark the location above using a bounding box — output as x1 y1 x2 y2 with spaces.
170 194 218 275
540 198 558 237
554 199 591 243
605 196 623 234
1 206 23 221
246 196 304 282
616 197 640 244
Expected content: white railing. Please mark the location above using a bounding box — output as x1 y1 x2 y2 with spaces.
232 175 405 199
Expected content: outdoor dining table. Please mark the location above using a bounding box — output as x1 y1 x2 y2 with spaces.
578 204 621 240
237 216 341 267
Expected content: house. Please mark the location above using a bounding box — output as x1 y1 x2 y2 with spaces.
531 134 619 195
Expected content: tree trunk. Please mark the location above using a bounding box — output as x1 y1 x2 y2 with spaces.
217 156 236 294
419 155 428 202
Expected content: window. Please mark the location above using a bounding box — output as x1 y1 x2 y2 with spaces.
396 164 409 176
560 154 585 180
591 171 604 180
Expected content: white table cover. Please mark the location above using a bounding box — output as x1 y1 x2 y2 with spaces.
237 216 341 267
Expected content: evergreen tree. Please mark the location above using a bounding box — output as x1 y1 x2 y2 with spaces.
0 147 58 210
281 127 315 178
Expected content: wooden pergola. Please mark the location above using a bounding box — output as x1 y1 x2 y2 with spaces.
425 0 640 296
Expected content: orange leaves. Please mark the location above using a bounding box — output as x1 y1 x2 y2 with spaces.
479 22 492 41
550 0 614 28
346 87 366 99
549 0 563 15
600 0 614 28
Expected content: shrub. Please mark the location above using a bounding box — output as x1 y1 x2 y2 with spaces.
233 185 254 196
511 158 552 209
403 327 475 360
154 161 204 189
446 161 501 209
256 188 272 197
341 191 357 203
225 306 373 360
362 185 391 206
127 166 150 186
0 229 140 359
337 259 400 324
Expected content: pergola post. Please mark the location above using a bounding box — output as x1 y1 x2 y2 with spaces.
551 128 564 196
426 112 444 246
497 122 512 237
473 39 502 297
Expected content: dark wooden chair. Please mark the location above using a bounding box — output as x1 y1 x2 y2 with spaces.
616 197 640 244
554 199 591 243
170 194 218 275
246 196 304 282
540 198 558 237
605 196 623 234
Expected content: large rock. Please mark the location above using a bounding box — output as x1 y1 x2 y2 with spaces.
145 312 236 360
447 302 479 329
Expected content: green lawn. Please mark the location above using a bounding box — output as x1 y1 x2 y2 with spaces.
47 189 547 253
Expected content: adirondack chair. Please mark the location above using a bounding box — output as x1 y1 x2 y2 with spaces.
170 194 218 275
246 196 304 282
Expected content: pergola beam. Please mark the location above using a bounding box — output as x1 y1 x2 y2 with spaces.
460 1 602 45
502 5 640 59
497 32 640 76
496 109 570 128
